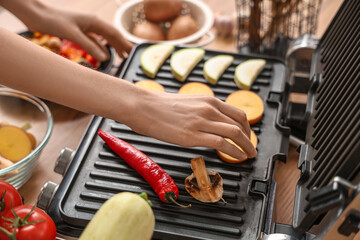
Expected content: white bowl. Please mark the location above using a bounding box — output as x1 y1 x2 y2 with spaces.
114 0 214 46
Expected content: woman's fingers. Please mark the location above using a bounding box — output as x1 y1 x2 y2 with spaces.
192 132 248 160
198 121 257 158
216 100 251 138
206 106 251 139
83 16 133 58
87 33 110 59
71 28 109 61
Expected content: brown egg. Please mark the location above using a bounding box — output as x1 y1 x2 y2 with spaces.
167 15 199 40
132 22 166 41
144 0 183 22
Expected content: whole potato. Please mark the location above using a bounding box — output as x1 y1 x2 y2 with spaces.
167 15 199 40
144 0 183 22
132 22 165 41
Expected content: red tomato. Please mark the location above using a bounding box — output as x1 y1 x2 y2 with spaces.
0 181 22 217
0 205 56 240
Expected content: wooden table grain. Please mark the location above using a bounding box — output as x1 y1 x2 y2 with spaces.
1 0 351 238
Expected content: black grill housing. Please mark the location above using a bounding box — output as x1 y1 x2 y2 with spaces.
292 0 360 232
45 1 360 238
47 46 290 239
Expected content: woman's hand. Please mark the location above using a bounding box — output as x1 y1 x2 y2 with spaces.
124 91 257 160
1 0 133 60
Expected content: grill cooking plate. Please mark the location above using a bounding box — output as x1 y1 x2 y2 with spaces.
47 44 289 240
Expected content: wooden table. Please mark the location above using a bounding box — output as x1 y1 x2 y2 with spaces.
0 0 349 238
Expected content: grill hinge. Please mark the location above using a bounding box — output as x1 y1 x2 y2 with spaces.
267 92 291 135
297 144 311 183
250 179 268 195
302 73 322 124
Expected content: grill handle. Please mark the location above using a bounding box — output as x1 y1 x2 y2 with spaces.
37 181 58 212
54 147 75 176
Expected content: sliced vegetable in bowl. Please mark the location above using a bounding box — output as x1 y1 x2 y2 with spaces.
0 124 36 163
19 31 114 73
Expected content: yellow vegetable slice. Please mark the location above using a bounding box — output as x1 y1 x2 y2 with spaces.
170 48 205 82
135 80 165 92
203 55 234 85
0 125 32 162
141 44 174 78
226 90 264 124
217 130 258 163
178 82 214 96
234 59 266 90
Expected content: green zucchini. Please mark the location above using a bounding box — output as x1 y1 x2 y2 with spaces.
79 192 155 240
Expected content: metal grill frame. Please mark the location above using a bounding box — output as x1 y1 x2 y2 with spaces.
46 44 290 240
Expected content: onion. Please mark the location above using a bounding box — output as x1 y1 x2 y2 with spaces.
144 0 183 22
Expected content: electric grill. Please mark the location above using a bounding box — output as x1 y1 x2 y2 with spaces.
36 0 359 239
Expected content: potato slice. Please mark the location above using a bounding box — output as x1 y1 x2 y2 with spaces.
217 130 258 163
178 82 214 96
225 90 264 124
0 156 18 175
27 132 37 150
135 80 165 92
0 125 32 162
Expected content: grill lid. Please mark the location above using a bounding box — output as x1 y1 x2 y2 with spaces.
293 0 360 232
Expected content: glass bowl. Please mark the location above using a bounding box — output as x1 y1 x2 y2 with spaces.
0 88 53 189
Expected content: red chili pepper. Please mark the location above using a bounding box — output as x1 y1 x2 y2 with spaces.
98 129 190 208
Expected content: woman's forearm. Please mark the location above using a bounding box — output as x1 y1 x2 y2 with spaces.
0 27 142 125
0 28 257 159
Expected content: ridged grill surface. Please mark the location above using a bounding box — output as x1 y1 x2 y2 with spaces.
58 45 287 240
293 0 360 232
308 0 360 189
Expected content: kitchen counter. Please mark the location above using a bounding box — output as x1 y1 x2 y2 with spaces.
0 0 350 238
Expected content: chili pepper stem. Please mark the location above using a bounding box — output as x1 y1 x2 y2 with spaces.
165 193 191 208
